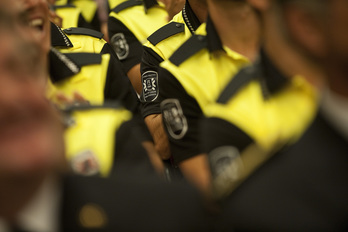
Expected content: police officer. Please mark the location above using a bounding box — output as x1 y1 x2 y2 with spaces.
140 0 208 160
22 0 158 177
108 0 184 93
155 0 261 195
208 0 348 230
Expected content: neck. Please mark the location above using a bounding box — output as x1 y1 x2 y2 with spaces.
188 0 208 23
0 173 47 222
262 7 325 89
325 62 348 98
208 2 260 62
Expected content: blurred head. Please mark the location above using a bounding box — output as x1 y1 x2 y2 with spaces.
0 8 65 179
15 0 51 56
276 0 348 70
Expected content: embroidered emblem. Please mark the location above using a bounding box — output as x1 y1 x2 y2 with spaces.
70 150 100 176
142 71 159 102
161 99 188 139
209 146 244 186
110 33 129 60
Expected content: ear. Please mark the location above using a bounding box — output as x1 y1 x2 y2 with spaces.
283 6 327 58
247 0 270 11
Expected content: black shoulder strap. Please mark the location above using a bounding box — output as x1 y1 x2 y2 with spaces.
63 27 104 39
217 64 259 104
62 101 123 114
63 53 102 67
112 0 143 13
169 34 207 66
52 4 76 10
148 22 185 46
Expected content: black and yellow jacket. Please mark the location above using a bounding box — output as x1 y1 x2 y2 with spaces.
154 17 250 164
49 23 138 112
62 104 153 177
108 0 168 72
140 1 201 113
54 0 101 31
51 4 92 29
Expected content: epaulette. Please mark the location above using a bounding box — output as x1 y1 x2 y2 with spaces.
112 0 143 13
52 4 76 10
217 65 258 104
62 102 123 114
169 34 207 66
63 27 104 39
63 53 102 67
147 22 185 46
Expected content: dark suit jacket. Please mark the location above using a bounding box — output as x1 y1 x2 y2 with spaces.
218 112 348 231
60 170 213 232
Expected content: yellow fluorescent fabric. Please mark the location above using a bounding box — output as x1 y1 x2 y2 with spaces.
160 23 249 111
64 108 132 176
144 11 193 60
55 7 81 29
47 54 110 105
204 75 318 150
109 3 168 44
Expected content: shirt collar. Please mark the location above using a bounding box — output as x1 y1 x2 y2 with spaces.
143 0 158 13
258 48 289 96
321 89 348 141
182 0 201 34
205 15 224 54
17 176 62 232
50 22 73 48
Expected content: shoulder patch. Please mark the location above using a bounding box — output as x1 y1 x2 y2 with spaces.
169 34 207 66
112 0 143 13
147 22 185 46
63 27 104 39
63 53 102 67
141 71 159 102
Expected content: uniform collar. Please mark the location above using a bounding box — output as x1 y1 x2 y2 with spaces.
143 0 158 13
182 0 201 34
50 22 73 48
205 15 224 54
258 49 289 96
49 47 80 83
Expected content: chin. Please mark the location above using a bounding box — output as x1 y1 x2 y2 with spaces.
0 129 64 177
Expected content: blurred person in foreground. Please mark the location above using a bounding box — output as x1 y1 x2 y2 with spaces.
213 0 348 230
0 5 212 232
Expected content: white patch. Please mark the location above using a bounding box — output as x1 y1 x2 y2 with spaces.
161 99 188 140
209 146 243 182
110 33 129 60
70 150 100 176
142 71 159 102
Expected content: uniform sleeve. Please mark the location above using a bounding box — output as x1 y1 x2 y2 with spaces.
108 16 143 73
139 46 165 117
112 117 154 173
157 67 203 165
200 117 253 154
103 44 139 113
